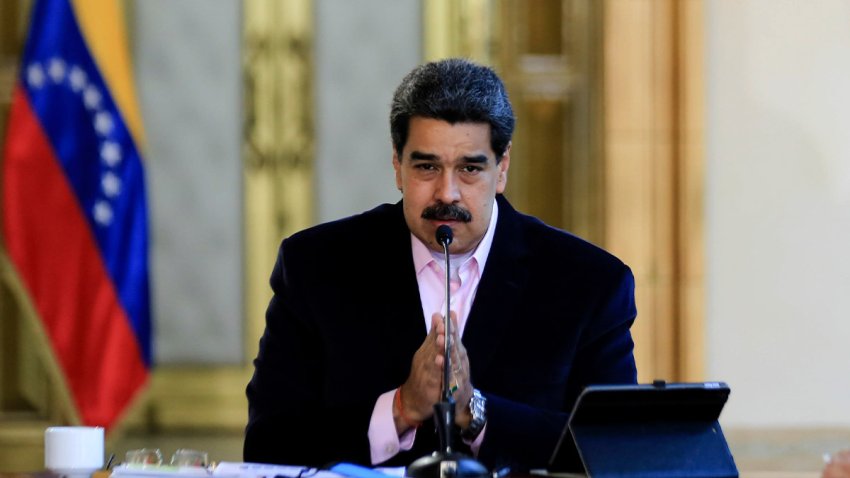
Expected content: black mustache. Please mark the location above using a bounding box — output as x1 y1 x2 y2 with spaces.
421 203 472 223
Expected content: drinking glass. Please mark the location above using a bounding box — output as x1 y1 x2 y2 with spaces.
124 448 163 466
170 449 209 467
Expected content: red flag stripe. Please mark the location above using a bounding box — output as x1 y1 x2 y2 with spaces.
3 84 147 426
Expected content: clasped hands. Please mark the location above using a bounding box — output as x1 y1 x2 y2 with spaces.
394 312 473 434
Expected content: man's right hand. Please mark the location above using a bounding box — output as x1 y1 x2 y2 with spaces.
394 313 447 434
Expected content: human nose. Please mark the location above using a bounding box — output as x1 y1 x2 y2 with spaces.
434 170 461 204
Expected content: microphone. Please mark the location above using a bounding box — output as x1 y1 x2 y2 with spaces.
407 226 487 478
436 224 453 248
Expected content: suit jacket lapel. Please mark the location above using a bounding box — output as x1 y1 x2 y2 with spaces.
375 201 428 384
462 195 531 381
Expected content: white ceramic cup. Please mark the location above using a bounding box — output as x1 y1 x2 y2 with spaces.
44 426 104 475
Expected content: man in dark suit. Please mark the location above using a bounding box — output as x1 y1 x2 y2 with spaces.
244 58 637 470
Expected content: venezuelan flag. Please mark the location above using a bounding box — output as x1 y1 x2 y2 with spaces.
2 0 150 429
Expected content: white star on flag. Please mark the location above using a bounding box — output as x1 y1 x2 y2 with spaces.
93 200 113 226
48 57 66 83
27 63 45 89
101 172 122 198
94 111 113 136
83 85 102 110
69 66 87 92
100 141 122 167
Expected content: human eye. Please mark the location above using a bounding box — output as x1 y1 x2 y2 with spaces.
461 165 483 174
414 163 437 172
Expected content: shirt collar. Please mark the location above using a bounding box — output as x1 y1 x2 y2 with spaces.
410 200 500 275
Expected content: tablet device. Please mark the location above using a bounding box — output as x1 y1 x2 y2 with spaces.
548 381 738 477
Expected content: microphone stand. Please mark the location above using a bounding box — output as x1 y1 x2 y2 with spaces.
407 226 488 478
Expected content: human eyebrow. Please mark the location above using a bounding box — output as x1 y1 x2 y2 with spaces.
461 154 489 164
409 151 439 162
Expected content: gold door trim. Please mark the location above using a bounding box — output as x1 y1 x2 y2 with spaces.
110 0 316 433
425 0 706 381
603 0 704 381
137 0 314 431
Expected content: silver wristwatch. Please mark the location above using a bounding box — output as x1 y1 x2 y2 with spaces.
460 388 487 441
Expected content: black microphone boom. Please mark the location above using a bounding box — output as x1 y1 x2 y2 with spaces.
406 226 488 478
435 225 454 405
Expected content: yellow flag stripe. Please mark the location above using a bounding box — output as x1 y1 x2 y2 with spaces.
70 0 146 149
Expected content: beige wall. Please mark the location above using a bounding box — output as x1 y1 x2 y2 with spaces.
707 0 850 427
315 0 421 221
134 0 244 364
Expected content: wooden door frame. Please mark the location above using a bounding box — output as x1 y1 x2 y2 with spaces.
603 0 705 381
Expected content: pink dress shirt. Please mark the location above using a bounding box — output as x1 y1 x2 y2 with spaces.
368 202 499 464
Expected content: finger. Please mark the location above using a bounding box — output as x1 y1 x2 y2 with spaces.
447 315 467 369
449 311 459 331
433 315 447 349
434 336 448 369
447 312 465 350
455 339 469 369
431 312 443 329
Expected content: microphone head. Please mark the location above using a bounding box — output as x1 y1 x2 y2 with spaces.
436 225 453 246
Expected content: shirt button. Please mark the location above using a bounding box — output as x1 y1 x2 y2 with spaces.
386 444 397 454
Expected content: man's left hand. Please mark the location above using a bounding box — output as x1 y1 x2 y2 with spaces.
445 313 474 428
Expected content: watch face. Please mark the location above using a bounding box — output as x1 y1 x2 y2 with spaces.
462 389 487 440
471 392 485 417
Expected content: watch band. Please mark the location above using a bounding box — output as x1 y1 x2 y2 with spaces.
460 388 487 441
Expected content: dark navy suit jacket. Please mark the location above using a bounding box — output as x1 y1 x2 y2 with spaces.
244 195 637 470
